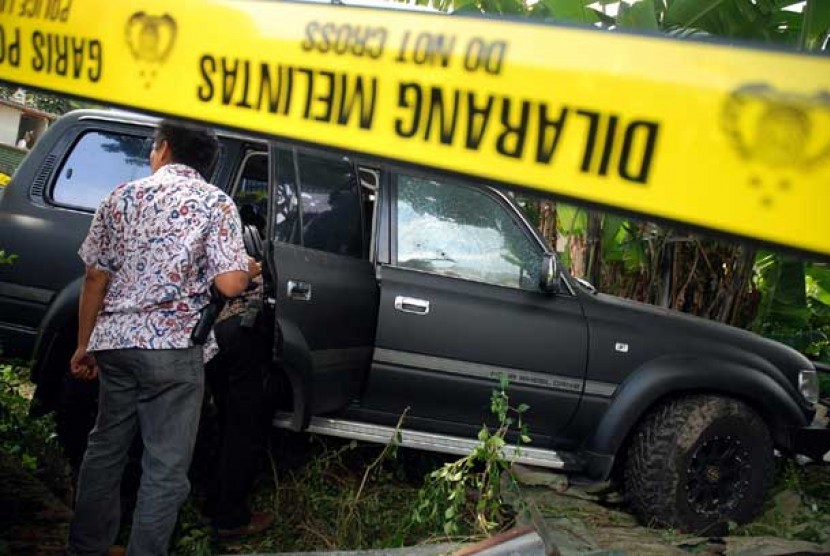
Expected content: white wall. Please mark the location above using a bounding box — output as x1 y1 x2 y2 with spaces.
0 105 22 147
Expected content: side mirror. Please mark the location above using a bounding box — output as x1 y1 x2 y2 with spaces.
539 253 561 294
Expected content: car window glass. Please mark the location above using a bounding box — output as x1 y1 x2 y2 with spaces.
232 152 268 235
395 175 541 290
274 148 300 244
298 152 362 257
52 131 151 210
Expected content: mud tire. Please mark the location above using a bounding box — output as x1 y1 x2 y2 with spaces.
624 395 774 534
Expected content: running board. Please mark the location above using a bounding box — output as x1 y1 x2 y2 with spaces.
272 412 567 470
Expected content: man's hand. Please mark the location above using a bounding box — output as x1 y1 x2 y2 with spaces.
70 346 99 380
248 257 262 279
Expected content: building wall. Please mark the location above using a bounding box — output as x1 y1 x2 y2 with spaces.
0 105 22 147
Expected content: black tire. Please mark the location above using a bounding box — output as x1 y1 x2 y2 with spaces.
624 394 774 534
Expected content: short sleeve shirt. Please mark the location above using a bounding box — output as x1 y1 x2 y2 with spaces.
78 163 249 360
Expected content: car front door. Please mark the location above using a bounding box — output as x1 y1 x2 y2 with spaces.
360 172 589 442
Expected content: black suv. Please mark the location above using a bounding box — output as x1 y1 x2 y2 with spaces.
1 109 827 532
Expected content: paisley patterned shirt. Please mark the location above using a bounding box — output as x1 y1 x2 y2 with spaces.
79 163 249 360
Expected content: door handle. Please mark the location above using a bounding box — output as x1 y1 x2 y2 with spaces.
394 296 430 315
287 280 311 301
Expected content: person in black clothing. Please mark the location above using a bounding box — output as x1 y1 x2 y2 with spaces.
204 259 276 537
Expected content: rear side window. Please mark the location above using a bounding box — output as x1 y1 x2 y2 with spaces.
274 148 300 244
232 152 268 236
298 153 362 257
52 131 151 210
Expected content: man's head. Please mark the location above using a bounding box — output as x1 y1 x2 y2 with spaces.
150 119 220 179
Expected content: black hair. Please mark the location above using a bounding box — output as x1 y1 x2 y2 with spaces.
155 119 220 179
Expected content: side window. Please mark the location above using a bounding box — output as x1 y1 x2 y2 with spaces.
273 148 300 244
395 175 541 290
297 152 362 257
232 151 268 235
52 131 151 210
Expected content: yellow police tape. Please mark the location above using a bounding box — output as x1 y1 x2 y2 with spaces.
1 0 829 256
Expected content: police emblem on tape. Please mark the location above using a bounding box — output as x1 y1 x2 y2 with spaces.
721 84 830 207
125 12 177 87
722 84 830 170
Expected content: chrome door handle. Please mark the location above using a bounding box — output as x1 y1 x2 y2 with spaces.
287 280 311 301
394 296 430 315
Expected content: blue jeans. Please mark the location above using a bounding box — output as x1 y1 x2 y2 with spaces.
67 347 204 556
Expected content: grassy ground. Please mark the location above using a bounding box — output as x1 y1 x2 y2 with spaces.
2 358 830 555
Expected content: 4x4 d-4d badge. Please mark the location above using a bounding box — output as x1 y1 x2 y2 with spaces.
721 84 830 207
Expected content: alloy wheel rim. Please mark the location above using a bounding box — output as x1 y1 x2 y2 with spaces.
685 434 752 518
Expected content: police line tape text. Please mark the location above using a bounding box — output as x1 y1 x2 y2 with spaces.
198 55 659 183
0 0 73 22
302 21 506 75
0 25 101 81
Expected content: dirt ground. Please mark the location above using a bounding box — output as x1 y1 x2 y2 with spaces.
0 451 72 556
508 463 830 556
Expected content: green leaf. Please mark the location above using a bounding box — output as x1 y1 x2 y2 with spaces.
802 0 830 50
557 204 587 236
517 403 530 413
666 0 726 28
618 0 660 30
539 0 599 24
807 264 830 307
521 434 532 443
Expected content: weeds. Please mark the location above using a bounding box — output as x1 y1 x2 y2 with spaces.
0 363 69 485
205 433 431 554
735 458 830 544
411 374 530 538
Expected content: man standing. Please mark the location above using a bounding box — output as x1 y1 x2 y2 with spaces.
66 120 251 555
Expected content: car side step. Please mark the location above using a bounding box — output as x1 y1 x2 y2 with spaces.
272 412 568 470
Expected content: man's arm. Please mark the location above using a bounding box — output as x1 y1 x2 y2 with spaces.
213 256 260 298
70 265 110 380
214 270 249 298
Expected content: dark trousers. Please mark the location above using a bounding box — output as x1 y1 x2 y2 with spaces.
204 315 271 529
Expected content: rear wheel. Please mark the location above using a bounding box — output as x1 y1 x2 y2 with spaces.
624 394 774 533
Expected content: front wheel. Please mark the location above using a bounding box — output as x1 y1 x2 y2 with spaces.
624 394 774 533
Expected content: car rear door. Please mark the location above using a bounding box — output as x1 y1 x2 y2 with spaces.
268 145 378 426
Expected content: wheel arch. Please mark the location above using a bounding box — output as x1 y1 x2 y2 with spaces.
29 277 83 415
583 356 808 480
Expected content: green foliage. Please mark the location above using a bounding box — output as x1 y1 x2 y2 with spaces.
265 438 423 550
753 255 830 362
802 0 830 50
533 0 600 23
0 250 17 266
617 0 659 30
172 500 213 556
411 375 529 537
0 363 64 476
